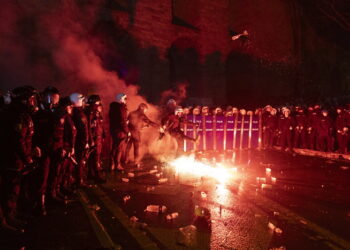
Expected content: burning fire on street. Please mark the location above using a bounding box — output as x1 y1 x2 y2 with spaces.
168 155 238 185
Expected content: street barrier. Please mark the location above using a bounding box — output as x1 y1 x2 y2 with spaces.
184 113 262 152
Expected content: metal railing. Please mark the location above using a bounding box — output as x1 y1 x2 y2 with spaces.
183 113 262 152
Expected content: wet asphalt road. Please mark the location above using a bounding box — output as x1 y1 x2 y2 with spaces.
91 150 350 249
2 149 350 250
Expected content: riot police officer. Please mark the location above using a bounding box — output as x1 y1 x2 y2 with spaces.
70 93 90 186
0 86 38 232
109 93 129 171
85 95 105 183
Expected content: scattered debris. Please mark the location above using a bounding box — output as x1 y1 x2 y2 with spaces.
90 204 101 211
300 219 308 225
146 186 155 192
145 205 167 213
176 225 197 247
130 216 138 223
266 168 272 176
268 222 276 231
121 178 129 183
129 216 138 228
149 169 158 174
273 211 280 216
271 177 277 184
158 178 168 184
166 212 179 220
127 172 135 178
200 191 207 199
274 227 283 235
261 184 272 189
123 195 131 203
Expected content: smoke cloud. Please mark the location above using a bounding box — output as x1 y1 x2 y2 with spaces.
0 0 180 160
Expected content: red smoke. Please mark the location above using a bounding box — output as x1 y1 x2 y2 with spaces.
0 0 152 112
0 0 171 158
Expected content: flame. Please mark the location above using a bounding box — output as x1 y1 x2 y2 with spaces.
168 155 237 184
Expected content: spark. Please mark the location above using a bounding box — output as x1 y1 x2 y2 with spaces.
168 155 237 184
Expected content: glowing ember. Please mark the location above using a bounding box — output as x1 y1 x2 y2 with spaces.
168 156 236 184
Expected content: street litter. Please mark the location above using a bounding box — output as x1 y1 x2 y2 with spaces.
149 169 158 174
176 225 197 247
261 184 272 189
122 178 129 183
158 178 168 184
201 191 207 199
129 216 138 228
166 212 179 220
127 172 135 178
266 168 272 176
130 216 138 223
145 205 167 213
271 177 277 184
274 227 283 235
90 204 100 211
146 186 155 192
268 222 276 230
273 211 280 216
123 195 131 203
300 219 308 225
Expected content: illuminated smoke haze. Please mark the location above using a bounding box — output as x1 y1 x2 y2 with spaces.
0 0 180 159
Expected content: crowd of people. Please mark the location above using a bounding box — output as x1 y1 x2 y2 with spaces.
0 85 197 234
171 103 350 154
1 85 349 235
260 104 350 153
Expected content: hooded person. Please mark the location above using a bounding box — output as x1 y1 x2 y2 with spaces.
162 106 199 156
109 93 129 171
125 103 159 167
